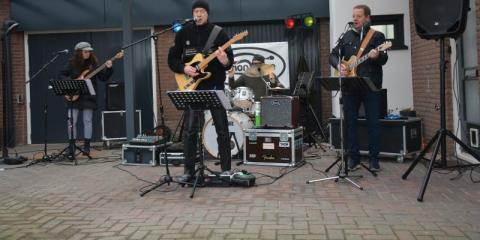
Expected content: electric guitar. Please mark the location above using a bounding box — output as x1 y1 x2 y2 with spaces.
336 41 392 77
65 50 124 102
175 31 248 90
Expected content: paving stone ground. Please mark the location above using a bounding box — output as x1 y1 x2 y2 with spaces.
0 143 479 240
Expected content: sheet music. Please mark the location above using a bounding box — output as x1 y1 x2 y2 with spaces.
85 79 96 96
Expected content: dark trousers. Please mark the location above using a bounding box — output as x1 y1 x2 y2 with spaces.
183 107 231 175
343 90 381 166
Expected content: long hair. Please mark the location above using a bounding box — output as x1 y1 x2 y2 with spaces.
69 50 99 71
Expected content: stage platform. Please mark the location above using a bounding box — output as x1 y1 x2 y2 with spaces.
0 143 479 239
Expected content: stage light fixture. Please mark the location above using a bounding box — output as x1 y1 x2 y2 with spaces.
284 17 296 30
303 15 315 28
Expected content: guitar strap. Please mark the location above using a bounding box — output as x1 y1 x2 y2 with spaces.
356 29 376 59
202 25 222 55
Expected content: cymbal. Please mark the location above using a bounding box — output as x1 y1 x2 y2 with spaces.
260 64 275 75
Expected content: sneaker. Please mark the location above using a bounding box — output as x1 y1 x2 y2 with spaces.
369 162 381 172
348 159 360 171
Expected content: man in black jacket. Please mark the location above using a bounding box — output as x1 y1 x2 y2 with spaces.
168 0 234 182
329 4 388 172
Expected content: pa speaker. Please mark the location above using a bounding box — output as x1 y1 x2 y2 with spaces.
413 0 469 39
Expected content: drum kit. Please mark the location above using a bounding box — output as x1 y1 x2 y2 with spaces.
202 83 289 159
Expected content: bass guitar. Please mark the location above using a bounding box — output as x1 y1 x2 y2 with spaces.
65 50 124 101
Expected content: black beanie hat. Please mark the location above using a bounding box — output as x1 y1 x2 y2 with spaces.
192 0 210 14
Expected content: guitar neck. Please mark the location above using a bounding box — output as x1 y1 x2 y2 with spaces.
198 38 236 69
349 46 381 70
84 55 117 79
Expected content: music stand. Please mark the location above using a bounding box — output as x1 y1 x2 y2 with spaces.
306 76 379 189
49 79 93 165
167 90 231 198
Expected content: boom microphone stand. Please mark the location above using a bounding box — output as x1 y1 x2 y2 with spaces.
25 52 66 163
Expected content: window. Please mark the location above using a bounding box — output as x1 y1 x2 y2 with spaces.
371 14 408 50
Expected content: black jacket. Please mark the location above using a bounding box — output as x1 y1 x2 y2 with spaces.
168 22 234 90
59 61 112 109
329 26 388 89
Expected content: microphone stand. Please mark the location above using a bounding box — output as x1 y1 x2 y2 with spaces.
132 20 192 197
307 22 364 190
24 51 65 165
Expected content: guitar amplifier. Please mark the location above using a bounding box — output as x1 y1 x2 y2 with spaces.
466 122 480 156
102 110 142 146
243 128 303 167
261 96 299 128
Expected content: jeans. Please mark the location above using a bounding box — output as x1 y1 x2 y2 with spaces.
183 107 231 175
67 108 93 140
343 90 380 167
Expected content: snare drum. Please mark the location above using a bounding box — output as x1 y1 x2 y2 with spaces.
202 111 253 158
232 87 254 111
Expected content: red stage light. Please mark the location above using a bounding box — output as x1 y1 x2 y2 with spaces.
284 18 296 29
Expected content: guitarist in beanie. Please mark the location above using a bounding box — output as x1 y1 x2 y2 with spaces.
329 4 388 172
168 0 234 183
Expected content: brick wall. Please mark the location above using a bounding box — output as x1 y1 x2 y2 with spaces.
0 0 27 146
0 0 7 145
409 0 455 153
318 18 332 124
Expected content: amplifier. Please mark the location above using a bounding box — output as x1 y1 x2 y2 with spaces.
329 117 422 162
243 127 303 167
106 82 125 110
102 110 142 146
261 96 299 128
122 144 162 166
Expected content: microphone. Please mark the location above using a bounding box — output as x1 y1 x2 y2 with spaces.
183 17 196 23
347 21 354 26
55 49 69 55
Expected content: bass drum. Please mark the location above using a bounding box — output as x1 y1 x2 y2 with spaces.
202 112 253 158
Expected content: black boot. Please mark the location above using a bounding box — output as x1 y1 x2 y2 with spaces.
67 139 75 160
83 139 91 155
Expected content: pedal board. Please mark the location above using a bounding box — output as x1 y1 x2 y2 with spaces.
203 171 256 187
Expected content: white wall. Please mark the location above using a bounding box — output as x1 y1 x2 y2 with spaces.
329 0 413 117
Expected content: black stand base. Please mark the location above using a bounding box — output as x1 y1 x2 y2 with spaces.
402 129 480 202
324 155 378 177
139 175 184 197
56 142 92 165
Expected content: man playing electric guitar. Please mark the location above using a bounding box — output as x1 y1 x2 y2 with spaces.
168 0 234 183
329 4 389 172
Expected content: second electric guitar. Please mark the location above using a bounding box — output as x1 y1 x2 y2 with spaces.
175 31 248 90
337 41 392 77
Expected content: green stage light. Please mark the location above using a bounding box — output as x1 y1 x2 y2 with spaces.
303 15 315 28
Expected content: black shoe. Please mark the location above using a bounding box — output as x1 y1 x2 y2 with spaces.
83 139 91 156
177 174 192 183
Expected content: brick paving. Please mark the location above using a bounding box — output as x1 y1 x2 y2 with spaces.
1 144 479 240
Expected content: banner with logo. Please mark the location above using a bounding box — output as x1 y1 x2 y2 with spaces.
230 42 290 88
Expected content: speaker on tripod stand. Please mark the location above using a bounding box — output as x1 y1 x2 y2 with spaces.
403 0 480 202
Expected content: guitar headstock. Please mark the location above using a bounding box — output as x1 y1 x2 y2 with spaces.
378 41 392 51
231 31 249 42
114 50 125 60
